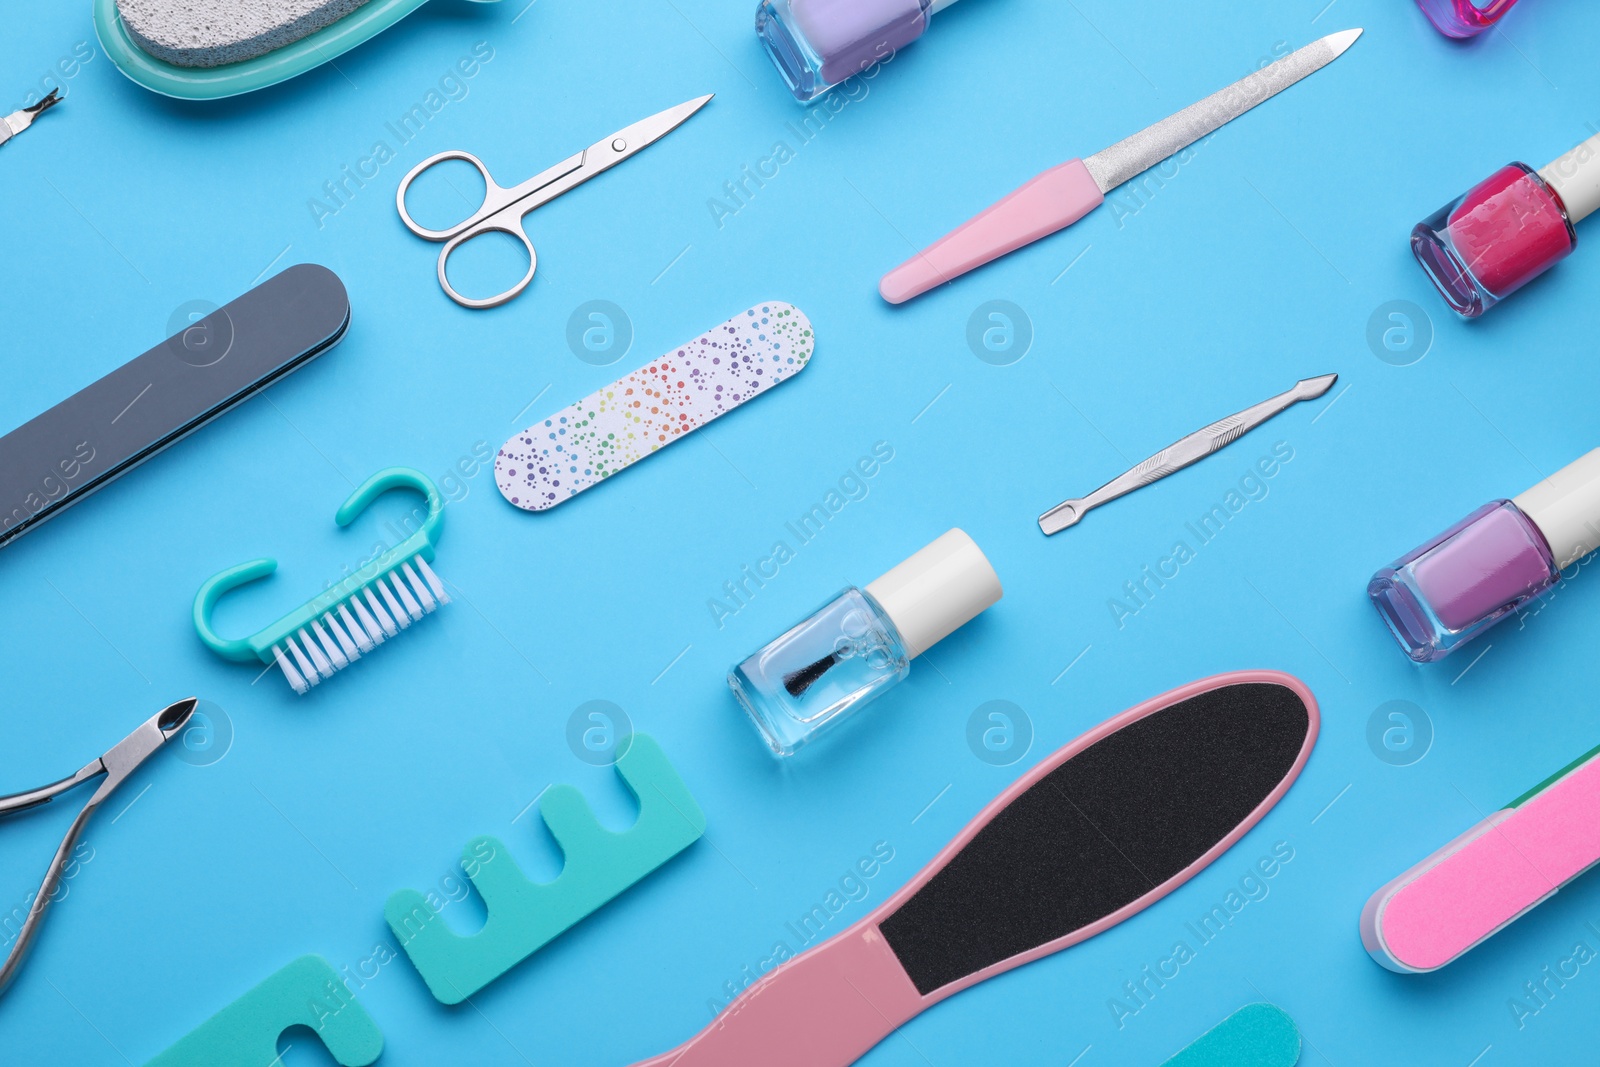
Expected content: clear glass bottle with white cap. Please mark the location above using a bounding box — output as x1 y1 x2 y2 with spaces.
729 529 1003 756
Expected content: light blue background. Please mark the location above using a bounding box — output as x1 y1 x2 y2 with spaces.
3 0 1599 1063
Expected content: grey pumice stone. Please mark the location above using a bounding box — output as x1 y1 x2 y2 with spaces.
115 0 376 68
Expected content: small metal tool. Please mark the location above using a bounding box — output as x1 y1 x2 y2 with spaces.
0 89 62 150
0 698 197 997
1039 374 1338 536
397 94 713 309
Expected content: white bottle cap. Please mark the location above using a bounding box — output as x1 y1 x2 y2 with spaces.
865 529 1002 658
1513 448 1600 568
930 0 964 12
1540 131 1600 225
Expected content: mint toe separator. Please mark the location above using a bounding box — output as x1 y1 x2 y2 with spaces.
193 467 444 666
144 955 383 1067
384 734 706 1004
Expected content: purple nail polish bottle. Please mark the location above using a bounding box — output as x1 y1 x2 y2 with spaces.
1369 449 1600 662
755 0 965 102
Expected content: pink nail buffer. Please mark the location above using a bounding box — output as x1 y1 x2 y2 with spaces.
495 303 813 511
629 671 1319 1067
1362 742 1600 973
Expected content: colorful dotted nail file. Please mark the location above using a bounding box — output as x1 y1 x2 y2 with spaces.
144 955 383 1067
496 303 814 511
384 734 706 1004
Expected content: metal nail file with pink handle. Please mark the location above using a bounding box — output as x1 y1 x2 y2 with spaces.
879 30 1363 304
629 671 1319 1067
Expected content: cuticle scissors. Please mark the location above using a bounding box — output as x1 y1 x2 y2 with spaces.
396 94 713 309
0 698 197 997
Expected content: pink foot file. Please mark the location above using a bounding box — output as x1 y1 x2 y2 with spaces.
496 303 813 511
629 671 1319 1067
1362 742 1600 973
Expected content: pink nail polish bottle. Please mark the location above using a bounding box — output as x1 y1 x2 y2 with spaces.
1415 0 1523 38
1412 132 1600 317
1368 448 1600 662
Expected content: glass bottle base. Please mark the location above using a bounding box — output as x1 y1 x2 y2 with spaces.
1411 224 1485 318
1368 500 1558 662
730 668 804 757
1415 0 1523 38
755 0 930 103
1410 163 1576 320
728 586 910 757
755 0 827 102
1368 573 1450 663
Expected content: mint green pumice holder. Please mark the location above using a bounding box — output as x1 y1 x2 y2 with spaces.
193 467 448 695
94 0 502 100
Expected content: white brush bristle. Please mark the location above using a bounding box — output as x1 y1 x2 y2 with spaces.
340 603 376 651
402 562 435 612
274 553 448 694
389 571 423 620
377 578 410 630
272 645 310 695
362 587 397 638
416 557 450 604
310 619 348 670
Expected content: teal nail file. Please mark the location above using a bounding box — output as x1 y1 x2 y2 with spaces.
385 734 705 1004
1162 1003 1302 1066
144 955 383 1067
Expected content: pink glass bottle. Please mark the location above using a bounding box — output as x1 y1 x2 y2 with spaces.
1412 133 1600 317
1415 0 1523 38
1369 449 1600 662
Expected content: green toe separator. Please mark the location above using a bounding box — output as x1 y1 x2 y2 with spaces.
1162 1003 1301 1067
192 467 445 665
144 955 383 1067
384 734 705 1005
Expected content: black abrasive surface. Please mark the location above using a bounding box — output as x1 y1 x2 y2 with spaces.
878 682 1310 995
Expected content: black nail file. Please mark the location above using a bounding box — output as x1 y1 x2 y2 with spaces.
0 264 349 550
632 672 1319 1067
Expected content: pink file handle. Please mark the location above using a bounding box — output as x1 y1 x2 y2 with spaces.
879 158 1105 304
628 924 922 1066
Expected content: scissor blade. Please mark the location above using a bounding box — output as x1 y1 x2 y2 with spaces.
519 95 714 212
595 94 714 169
